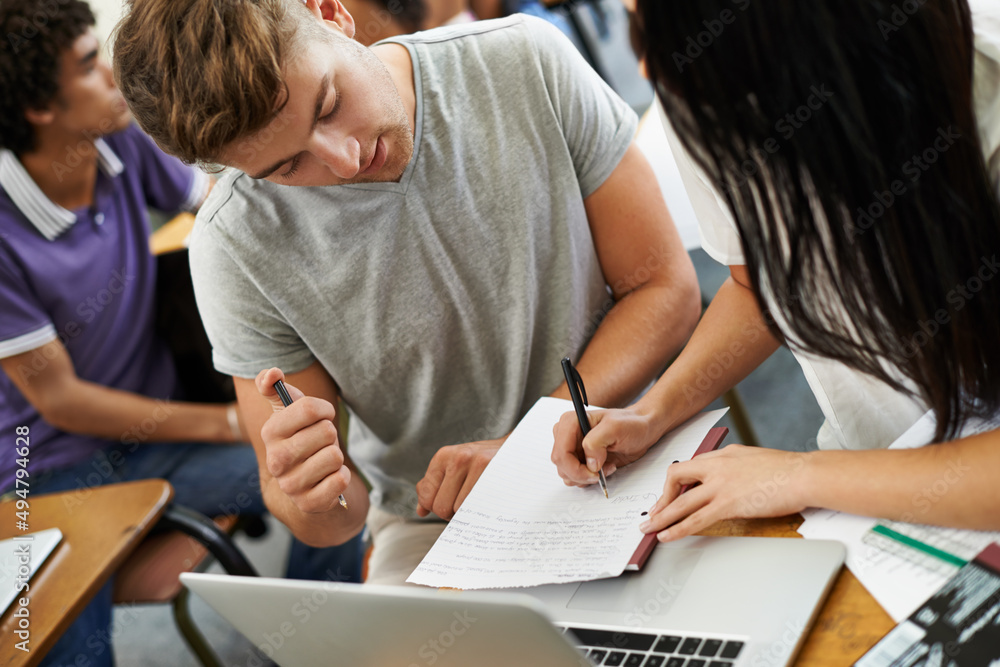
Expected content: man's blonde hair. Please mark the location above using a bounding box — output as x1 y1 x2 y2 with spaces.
113 0 322 165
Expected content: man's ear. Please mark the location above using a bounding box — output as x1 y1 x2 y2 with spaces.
304 0 356 40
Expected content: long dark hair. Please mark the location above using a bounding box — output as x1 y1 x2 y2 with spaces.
633 0 1000 442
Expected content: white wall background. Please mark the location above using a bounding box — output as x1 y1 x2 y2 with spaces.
88 0 125 53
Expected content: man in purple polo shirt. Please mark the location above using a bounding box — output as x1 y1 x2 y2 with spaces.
0 2 363 665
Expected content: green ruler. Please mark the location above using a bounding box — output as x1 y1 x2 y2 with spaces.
861 521 969 575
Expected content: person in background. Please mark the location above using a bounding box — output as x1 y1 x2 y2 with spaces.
340 0 427 45
422 0 475 26
112 0 701 585
343 0 498 47
0 2 362 665
469 0 503 20
553 0 1000 538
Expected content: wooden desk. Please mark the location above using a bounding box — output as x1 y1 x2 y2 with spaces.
700 516 894 666
0 480 173 667
150 212 195 256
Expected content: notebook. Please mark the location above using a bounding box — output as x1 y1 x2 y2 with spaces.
626 425 728 571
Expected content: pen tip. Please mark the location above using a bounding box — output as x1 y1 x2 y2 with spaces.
339 497 348 509
603 487 608 499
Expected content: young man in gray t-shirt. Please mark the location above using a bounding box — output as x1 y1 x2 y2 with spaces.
113 0 701 583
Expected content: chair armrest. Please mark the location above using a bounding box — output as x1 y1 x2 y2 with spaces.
159 504 259 577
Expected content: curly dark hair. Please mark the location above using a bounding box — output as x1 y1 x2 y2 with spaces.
0 0 96 155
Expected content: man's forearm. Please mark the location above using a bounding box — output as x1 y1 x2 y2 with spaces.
233 368 367 549
42 378 235 444
573 142 701 409
558 280 701 409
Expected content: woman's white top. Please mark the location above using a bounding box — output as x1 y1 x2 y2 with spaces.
657 0 1000 450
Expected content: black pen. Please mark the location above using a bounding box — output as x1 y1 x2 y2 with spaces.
273 379 349 510
561 357 609 499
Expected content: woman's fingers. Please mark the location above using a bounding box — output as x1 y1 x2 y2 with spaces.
648 459 705 515
641 481 711 534
641 445 811 541
655 505 721 542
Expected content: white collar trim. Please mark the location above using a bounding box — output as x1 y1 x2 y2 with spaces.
0 139 125 241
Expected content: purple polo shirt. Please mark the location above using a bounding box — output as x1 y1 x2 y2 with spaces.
0 124 210 491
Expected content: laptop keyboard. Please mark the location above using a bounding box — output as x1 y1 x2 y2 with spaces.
561 627 745 667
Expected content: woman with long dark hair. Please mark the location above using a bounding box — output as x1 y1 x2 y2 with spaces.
552 0 1000 538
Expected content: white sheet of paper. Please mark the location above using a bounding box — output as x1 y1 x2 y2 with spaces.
407 397 727 589
0 528 62 615
797 410 1000 621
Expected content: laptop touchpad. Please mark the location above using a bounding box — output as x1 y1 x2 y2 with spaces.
566 549 702 615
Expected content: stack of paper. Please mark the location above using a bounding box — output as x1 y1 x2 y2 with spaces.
407 397 727 589
797 411 1000 621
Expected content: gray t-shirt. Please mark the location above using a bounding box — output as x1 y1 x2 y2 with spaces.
190 15 637 516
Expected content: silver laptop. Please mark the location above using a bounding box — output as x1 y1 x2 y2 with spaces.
182 535 844 667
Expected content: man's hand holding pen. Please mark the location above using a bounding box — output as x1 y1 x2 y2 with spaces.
254 368 353 515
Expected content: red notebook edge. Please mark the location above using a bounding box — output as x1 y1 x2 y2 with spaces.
974 541 1000 573
625 426 730 571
